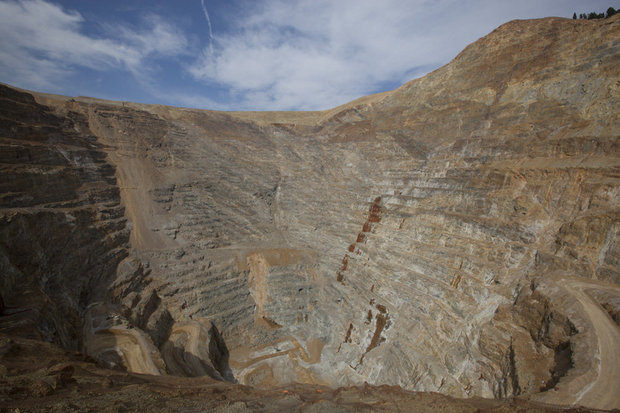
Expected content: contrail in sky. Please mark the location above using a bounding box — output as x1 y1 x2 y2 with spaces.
200 0 214 54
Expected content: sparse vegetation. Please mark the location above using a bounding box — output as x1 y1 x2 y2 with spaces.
573 7 617 19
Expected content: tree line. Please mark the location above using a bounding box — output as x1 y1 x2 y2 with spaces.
573 7 617 19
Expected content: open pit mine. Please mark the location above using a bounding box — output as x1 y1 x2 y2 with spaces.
1 14 619 412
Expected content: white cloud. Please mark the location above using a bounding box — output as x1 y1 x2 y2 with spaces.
189 0 478 110
0 0 187 91
114 15 189 62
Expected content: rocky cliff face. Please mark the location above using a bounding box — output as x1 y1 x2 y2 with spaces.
1 15 619 410
0 86 129 349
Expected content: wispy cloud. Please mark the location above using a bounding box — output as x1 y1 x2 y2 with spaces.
0 0 187 92
188 0 476 110
200 0 215 55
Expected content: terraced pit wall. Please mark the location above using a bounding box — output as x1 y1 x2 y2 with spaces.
1 15 619 410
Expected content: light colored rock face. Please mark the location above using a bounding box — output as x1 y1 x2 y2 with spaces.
1 15 619 410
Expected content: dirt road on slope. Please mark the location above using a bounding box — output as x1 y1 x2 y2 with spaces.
536 278 620 410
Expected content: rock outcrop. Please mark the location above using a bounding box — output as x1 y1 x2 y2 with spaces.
1 15 619 411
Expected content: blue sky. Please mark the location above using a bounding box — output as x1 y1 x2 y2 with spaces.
0 0 614 110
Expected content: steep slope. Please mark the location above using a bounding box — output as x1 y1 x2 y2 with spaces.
1 15 619 411
0 86 130 349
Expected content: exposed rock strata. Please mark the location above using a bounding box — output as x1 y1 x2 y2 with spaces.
1 15 619 411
